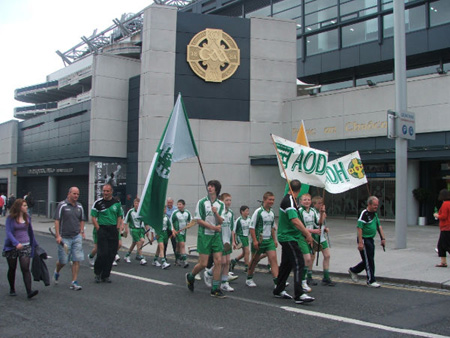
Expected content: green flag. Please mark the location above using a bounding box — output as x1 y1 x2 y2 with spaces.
137 93 198 234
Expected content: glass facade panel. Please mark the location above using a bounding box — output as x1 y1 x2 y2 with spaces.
430 1 450 27
273 0 301 13
342 18 378 47
385 6 426 38
273 5 301 20
383 13 394 38
305 0 337 29
341 0 377 17
306 29 338 55
246 5 270 18
320 80 353 92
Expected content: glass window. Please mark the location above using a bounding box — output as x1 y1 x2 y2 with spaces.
273 0 302 14
304 0 337 30
406 65 438 78
273 5 301 20
430 1 450 27
383 5 425 38
406 5 426 32
320 80 353 92
342 18 378 47
356 73 393 87
382 0 393 10
340 0 377 17
306 29 338 56
297 38 303 60
305 0 337 14
246 5 270 18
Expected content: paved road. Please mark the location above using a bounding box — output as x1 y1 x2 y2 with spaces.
1 231 449 337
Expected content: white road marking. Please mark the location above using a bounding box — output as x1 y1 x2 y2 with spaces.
281 306 448 338
111 271 173 286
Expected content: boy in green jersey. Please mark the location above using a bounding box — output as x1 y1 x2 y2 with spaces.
220 193 234 292
231 205 251 272
123 198 151 265
185 180 226 298
171 199 192 268
309 196 335 286
245 192 279 288
153 207 172 269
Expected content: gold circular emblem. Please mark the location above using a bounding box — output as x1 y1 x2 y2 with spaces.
187 28 240 83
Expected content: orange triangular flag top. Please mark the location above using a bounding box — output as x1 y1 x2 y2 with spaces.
296 120 309 147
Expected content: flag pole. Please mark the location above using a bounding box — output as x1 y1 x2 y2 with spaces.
270 134 299 209
196 155 209 195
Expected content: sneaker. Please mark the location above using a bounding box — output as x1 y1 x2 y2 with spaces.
195 273 201 281
210 289 226 299
9 290 16 296
367 281 381 288
135 255 143 261
70 281 82 291
183 261 189 268
140 258 147 265
294 293 315 304
94 274 101 283
322 278 336 286
203 270 213 288
230 259 237 271
112 261 118 266
186 273 194 292
302 280 312 293
53 270 60 285
220 282 235 292
307 277 317 286
125 256 131 263
228 272 239 282
102 277 112 283
27 290 39 299
115 254 120 262
245 279 257 287
348 268 359 282
152 260 161 267
274 290 293 299
161 262 171 269
88 254 96 266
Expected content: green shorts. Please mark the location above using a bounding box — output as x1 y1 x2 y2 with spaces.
238 235 249 248
298 236 312 255
222 242 232 256
197 233 223 255
176 233 186 243
251 238 276 254
157 230 169 244
131 228 146 242
312 234 329 250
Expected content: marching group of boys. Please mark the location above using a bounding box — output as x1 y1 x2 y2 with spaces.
54 179 384 306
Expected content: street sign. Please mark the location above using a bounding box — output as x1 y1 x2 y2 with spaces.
397 111 415 140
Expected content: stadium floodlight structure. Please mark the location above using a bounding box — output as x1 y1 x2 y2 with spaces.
153 0 196 8
56 11 144 66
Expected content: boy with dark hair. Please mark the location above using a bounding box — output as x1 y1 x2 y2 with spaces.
171 199 192 268
231 205 251 272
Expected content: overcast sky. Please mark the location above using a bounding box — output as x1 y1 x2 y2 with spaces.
0 0 153 124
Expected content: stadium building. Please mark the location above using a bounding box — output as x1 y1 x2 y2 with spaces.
0 0 449 225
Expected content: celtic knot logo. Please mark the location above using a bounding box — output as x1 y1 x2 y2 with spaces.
156 144 173 179
347 158 365 179
187 28 240 83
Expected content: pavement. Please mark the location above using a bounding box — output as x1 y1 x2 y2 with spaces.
2 215 449 290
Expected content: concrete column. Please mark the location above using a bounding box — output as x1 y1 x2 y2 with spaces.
48 176 57 217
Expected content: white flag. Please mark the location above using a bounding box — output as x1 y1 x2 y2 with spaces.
325 151 367 194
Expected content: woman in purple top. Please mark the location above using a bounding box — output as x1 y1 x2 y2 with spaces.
2 198 38 298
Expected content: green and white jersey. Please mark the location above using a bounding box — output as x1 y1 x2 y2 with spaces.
250 206 275 241
162 214 171 232
221 208 234 244
278 194 302 242
171 209 192 235
195 196 225 236
357 209 380 238
234 216 251 237
299 207 319 230
125 208 145 229
91 197 124 226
